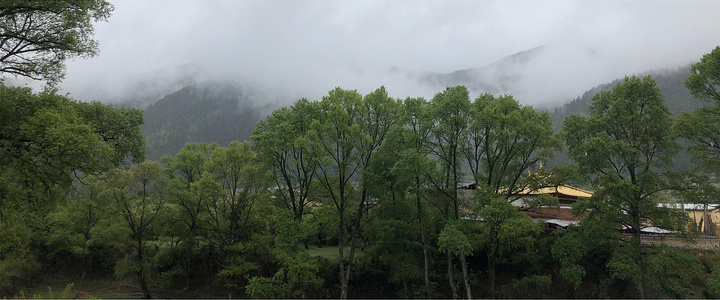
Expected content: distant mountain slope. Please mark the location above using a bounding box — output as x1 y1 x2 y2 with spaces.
549 66 705 130
137 53 706 161
419 46 546 97
142 81 275 160
546 65 707 171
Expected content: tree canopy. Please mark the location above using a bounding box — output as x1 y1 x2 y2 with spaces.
562 75 686 298
0 0 113 84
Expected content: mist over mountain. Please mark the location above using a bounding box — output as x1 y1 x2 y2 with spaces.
545 65 707 171
116 46 709 160
549 65 705 129
141 80 276 160
418 46 546 98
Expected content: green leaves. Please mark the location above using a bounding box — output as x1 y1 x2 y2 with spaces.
562 76 679 234
438 223 473 256
0 86 144 216
0 0 114 84
675 47 720 176
466 93 558 197
685 46 720 105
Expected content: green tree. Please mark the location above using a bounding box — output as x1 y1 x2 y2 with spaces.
75 101 146 165
246 209 323 298
0 86 145 294
205 141 270 249
685 46 720 104
0 0 114 84
0 87 113 207
306 86 397 299
310 87 365 299
428 85 472 299
252 99 320 222
465 93 558 200
160 142 218 289
362 125 426 298
396 97 436 296
102 161 167 299
475 194 541 296
551 218 619 294
562 75 685 298
675 46 720 175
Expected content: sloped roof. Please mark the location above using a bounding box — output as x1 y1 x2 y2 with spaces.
544 219 579 228
641 226 673 234
521 185 593 198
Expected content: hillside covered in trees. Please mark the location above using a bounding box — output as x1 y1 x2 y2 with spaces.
141 81 274 160
550 66 708 129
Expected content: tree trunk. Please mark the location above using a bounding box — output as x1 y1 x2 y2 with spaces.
416 180 431 297
632 213 645 299
138 239 152 299
447 252 458 299
338 214 348 299
460 253 471 300
489 253 496 297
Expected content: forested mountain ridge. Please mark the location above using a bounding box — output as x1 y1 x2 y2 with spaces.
549 66 705 129
142 81 276 160
139 61 702 161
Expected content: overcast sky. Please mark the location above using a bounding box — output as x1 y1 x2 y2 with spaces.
59 0 720 106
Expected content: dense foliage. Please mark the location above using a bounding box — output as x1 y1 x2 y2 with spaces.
0 5 719 296
0 0 114 84
3 59 720 297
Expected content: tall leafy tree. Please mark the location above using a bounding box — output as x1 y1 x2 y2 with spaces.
562 75 685 298
465 93 558 201
161 142 217 289
0 87 113 209
429 85 470 219
474 193 541 296
428 85 472 299
75 101 146 165
0 0 114 84
309 86 397 299
362 119 433 298
685 46 720 104
102 161 167 299
252 99 320 221
310 87 365 299
395 96 436 296
0 85 145 294
206 141 270 248
675 46 720 173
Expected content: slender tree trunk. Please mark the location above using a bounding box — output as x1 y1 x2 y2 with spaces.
447 252 458 299
489 253 496 297
460 252 471 300
632 213 645 299
338 213 348 299
415 179 431 297
638 251 646 299
138 239 152 299
342 188 371 299
402 275 409 299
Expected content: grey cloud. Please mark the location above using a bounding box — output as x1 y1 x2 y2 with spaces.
59 0 720 105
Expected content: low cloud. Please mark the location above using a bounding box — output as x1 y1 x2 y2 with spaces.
58 0 720 106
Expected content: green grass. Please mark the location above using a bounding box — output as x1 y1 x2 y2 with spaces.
307 245 363 261
16 276 144 299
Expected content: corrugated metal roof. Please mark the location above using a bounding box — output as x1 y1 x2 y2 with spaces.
658 203 720 210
